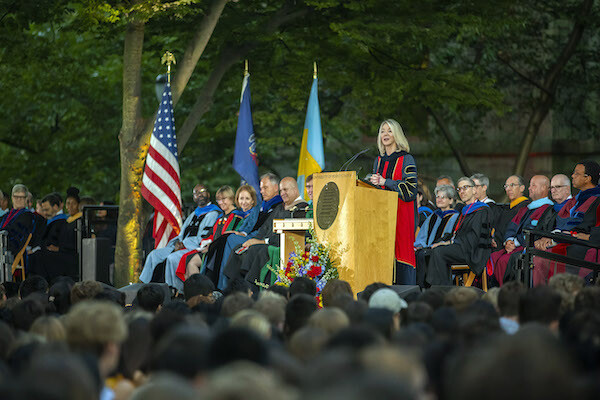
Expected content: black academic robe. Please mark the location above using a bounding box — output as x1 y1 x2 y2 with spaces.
425 203 492 286
0 209 38 254
223 201 309 286
492 198 530 248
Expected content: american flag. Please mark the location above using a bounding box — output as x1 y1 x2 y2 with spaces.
141 82 183 248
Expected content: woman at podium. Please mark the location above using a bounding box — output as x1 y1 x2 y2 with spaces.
369 119 418 284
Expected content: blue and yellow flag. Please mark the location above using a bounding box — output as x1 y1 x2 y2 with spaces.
297 76 325 199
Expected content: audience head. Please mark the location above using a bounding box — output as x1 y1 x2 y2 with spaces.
279 177 300 206
235 184 257 212
497 280 525 318
289 277 317 298
572 160 600 190
70 280 103 304
230 309 272 339
221 292 254 318
436 175 454 188
456 177 476 204
288 326 329 362
30 315 66 342
528 175 550 201
444 287 480 313
260 173 280 201
519 286 562 331
64 300 127 377
223 277 253 297
434 184 456 210
358 282 389 303
321 279 353 307
253 292 286 330
207 328 269 370
574 286 600 312
548 273 584 314
11 184 28 210
13 298 45 331
377 119 409 155
65 186 81 216
19 275 48 299
308 307 350 335
183 273 214 301
504 175 526 201
470 173 490 201
135 284 165 313
215 185 235 213
550 174 571 204
284 294 317 339
192 184 210 206
368 288 407 314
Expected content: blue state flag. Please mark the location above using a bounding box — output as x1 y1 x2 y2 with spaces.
297 77 325 199
233 74 261 200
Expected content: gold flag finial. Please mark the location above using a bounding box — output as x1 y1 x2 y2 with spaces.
161 51 176 83
313 61 317 79
244 59 249 76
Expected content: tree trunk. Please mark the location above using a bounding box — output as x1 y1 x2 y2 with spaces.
114 18 146 287
512 0 593 176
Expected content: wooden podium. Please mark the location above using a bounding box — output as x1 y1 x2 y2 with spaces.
313 171 398 293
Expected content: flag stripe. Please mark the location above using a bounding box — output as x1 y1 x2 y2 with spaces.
141 82 183 248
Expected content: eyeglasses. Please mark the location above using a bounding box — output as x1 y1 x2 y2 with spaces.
550 185 567 190
193 189 207 195
436 195 449 199
473 184 483 188
12 195 26 199
503 183 521 189
457 185 473 192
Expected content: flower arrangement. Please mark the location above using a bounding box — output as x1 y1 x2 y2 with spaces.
257 228 340 306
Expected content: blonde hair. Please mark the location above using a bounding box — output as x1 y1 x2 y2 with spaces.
235 185 258 209
30 316 66 342
377 119 410 155
216 185 235 202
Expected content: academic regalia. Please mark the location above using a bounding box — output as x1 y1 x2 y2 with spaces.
418 205 434 228
425 201 492 286
487 197 554 286
492 196 530 248
27 213 69 279
139 203 221 291
31 212 82 282
175 209 245 285
223 200 308 287
414 209 459 287
538 187 600 282
216 195 283 290
373 150 418 284
0 208 37 255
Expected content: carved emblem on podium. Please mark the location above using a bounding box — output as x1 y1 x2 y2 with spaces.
316 182 339 230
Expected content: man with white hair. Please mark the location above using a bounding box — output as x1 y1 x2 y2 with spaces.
549 174 572 212
471 173 495 204
0 184 36 256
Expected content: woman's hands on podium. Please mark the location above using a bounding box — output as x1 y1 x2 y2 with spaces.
370 173 386 186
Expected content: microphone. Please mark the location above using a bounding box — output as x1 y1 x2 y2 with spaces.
340 148 370 172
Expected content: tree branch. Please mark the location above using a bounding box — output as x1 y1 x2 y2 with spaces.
426 107 473 176
171 0 229 106
496 52 551 95
177 4 310 151
0 137 40 154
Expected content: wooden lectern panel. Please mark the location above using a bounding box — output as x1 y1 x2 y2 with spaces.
313 171 397 293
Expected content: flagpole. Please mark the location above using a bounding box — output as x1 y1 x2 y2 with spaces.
162 51 176 83
313 61 317 79
244 59 249 76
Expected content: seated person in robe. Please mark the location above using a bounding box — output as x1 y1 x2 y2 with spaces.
223 177 308 289
414 184 459 287
487 175 554 286
424 177 492 286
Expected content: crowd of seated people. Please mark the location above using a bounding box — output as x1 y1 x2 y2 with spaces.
413 160 600 289
0 273 597 399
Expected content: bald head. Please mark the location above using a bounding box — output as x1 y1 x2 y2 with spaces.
280 177 300 206
528 175 549 201
550 174 571 204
